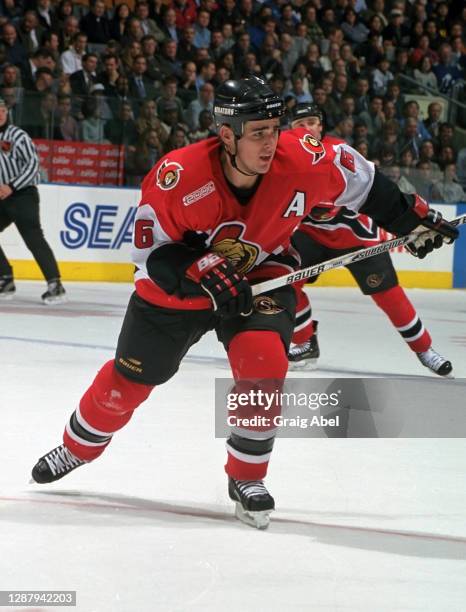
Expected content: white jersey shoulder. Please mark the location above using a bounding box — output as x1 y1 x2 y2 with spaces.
331 143 375 212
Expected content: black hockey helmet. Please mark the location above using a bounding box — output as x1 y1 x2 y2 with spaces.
290 102 324 124
214 76 285 138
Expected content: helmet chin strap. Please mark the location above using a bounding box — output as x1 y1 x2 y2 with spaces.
226 135 259 177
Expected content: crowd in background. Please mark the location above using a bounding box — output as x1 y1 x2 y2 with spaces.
0 0 464 197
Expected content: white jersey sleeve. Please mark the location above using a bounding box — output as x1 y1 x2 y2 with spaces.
330 143 376 212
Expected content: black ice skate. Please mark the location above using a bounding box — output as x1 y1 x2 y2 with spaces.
228 478 275 529
0 275 15 299
31 444 85 484
288 321 320 370
41 279 66 304
416 348 453 377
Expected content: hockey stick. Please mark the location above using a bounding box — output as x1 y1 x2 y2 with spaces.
251 214 466 296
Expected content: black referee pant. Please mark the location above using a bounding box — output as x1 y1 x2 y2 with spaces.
0 186 60 281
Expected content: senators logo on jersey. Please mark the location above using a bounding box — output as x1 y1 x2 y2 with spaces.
209 223 260 275
299 134 325 165
156 160 184 190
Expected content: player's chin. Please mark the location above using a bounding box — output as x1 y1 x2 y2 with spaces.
257 155 274 172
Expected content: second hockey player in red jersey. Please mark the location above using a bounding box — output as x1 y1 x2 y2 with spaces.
31 78 458 528
287 103 453 376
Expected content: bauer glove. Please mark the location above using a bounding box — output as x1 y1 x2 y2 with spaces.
405 195 459 259
185 252 253 318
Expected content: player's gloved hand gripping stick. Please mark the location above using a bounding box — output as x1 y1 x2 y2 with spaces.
186 252 253 317
251 213 465 297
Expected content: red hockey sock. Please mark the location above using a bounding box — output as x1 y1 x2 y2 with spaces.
371 286 431 353
225 331 288 480
292 284 314 344
64 360 154 461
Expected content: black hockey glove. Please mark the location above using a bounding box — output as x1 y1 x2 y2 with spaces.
185 252 253 318
405 195 459 259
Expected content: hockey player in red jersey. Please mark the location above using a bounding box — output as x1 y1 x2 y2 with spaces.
287 103 453 376
31 78 458 528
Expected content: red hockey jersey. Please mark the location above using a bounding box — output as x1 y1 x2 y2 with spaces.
298 135 389 249
132 129 376 309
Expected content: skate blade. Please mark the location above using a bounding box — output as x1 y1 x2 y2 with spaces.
234 502 272 529
288 358 318 372
42 295 67 305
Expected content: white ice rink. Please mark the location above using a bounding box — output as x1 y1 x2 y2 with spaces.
1 281 465 612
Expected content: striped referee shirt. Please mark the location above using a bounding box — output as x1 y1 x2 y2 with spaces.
0 124 39 191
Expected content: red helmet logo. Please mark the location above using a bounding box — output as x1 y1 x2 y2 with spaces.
156 160 184 190
299 134 325 165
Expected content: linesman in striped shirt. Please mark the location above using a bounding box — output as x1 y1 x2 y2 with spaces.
0 97 66 303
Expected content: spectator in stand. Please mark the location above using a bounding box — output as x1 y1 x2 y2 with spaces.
358 95 385 138
54 93 79 141
59 16 80 53
436 122 457 154
383 8 410 48
35 0 60 32
371 55 393 96
1 64 21 89
135 98 167 147
329 116 354 145
418 139 441 177
186 81 214 130
165 124 189 152
80 0 110 47
60 32 88 76
399 117 424 160
353 76 370 115
42 31 61 65
155 75 184 120
21 48 56 91
17 11 45 56
128 54 158 104
2 23 28 66
0 86 23 123
354 138 369 158
97 53 121 99
177 60 198 108
188 108 215 143
437 146 456 169
401 100 431 141
195 58 216 90
104 101 138 146
410 34 439 67
433 42 463 94
121 18 145 48
399 146 415 176
431 163 464 203
69 53 98 98
161 7 180 43
26 90 57 139
362 0 388 28
173 0 197 30
126 127 163 185
411 160 434 200
381 164 416 194
413 56 438 92
55 0 73 25
79 96 107 143
141 35 162 83
194 9 211 49
301 5 323 46
177 25 198 62
157 39 182 80
135 1 164 40
278 33 299 80
391 48 412 82
210 29 229 60
110 3 132 42
341 7 369 45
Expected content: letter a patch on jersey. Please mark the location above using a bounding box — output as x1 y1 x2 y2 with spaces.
283 191 306 217
299 134 325 165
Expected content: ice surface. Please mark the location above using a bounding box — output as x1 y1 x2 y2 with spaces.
1 282 465 612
